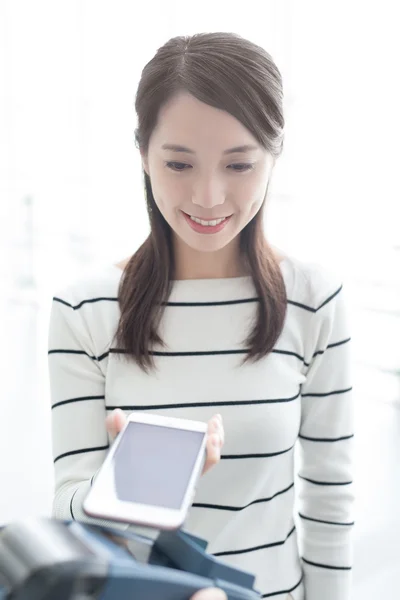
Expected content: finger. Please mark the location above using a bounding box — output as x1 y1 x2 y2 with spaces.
208 415 222 434
202 433 221 475
191 588 227 600
216 416 224 447
202 416 224 475
209 415 224 448
211 413 222 426
113 408 127 433
106 409 127 442
105 413 117 440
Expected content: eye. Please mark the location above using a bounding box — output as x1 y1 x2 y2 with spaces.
166 161 192 172
228 163 254 172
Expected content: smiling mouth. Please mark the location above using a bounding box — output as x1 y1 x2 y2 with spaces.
183 212 232 227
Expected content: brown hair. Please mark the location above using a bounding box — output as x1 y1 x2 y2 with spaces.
116 32 287 371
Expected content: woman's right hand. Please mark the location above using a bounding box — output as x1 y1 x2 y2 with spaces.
105 409 224 475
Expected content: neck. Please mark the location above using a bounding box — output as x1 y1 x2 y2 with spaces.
173 236 246 280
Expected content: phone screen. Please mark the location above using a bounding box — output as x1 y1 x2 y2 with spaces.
112 422 205 509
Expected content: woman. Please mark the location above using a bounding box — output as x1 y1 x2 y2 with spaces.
49 32 354 600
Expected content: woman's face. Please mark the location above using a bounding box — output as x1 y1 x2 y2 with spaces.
142 92 274 255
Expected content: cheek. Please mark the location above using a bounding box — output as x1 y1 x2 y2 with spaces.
243 197 264 224
234 176 267 213
151 171 187 212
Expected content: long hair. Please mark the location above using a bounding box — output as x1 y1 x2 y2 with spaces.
116 32 287 371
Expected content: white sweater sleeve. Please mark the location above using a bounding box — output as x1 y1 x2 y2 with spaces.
48 295 120 527
297 280 355 600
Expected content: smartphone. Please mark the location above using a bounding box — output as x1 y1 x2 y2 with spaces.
83 413 208 530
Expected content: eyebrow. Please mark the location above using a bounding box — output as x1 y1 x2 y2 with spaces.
161 143 259 155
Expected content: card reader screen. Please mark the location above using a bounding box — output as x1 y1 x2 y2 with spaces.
112 422 205 509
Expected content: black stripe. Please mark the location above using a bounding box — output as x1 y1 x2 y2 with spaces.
261 573 304 598
299 433 354 443
299 512 355 527
222 445 294 460
106 390 301 412
163 298 259 307
108 347 309 364
52 395 105 410
301 386 352 398
273 348 307 363
53 286 342 314
213 525 296 557
302 557 352 571
50 342 347 366
107 348 248 359
54 295 259 310
53 295 313 311
311 348 325 359
48 349 97 360
53 297 75 308
287 285 342 313
327 337 351 350
150 349 247 357
48 349 109 362
287 299 316 312
299 475 352 486
311 337 351 359
102 343 346 365
90 474 95 487
70 487 79 520
54 445 109 464
49 339 349 366
318 285 343 310
192 482 294 512
53 296 118 310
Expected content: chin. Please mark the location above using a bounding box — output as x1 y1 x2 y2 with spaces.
183 234 233 253
191 242 226 253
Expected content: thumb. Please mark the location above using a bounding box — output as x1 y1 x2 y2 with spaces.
113 408 127 433
106 409 127 442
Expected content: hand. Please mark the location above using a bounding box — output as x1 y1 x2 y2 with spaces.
191 588 227 600
105 410 224 476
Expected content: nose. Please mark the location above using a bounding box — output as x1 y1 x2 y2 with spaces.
191 177 225 209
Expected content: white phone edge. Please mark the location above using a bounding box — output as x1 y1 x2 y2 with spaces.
83 412 208 530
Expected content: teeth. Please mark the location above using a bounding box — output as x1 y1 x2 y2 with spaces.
189 216 227 226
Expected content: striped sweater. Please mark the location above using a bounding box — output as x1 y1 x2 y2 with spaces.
48 255 354 600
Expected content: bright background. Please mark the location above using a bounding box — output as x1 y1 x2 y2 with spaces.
1 1 399 596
